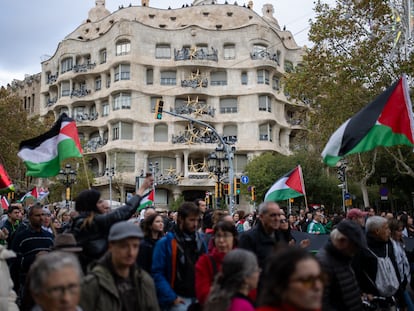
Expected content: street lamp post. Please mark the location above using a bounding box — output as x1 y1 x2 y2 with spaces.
58 164 77 209
105 167 115 209
208 146 229 209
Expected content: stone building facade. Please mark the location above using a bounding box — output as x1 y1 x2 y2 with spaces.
38 0 307 209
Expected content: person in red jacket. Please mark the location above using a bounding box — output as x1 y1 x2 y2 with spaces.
256 247 324 311
195 220 237 305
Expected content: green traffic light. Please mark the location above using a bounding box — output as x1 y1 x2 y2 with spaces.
157 113 162 119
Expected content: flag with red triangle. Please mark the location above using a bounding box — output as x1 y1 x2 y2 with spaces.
137 190 154 211
1 196 9 210
322 75 414 166
264 165 306 202
18 113 83 177
0 164 15 194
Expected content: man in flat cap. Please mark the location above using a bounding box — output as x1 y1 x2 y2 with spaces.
316 219 367 311
80 221 159 311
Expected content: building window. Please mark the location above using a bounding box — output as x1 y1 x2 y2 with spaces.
223 44 235 60
154 124 168 142
112 122 133 141
234 154 248 173
219 98 237 113
155 44 171 59
241 72 248 85
99 48 107 64
146 68 154 85
116 40 131 56
223 124 237 143
95 76 102 91
102 101 109 116
272 76 280 91
59 107 69 115
252 44 267 59
259 123 272 142
61 81 70 97
196 44 209 56
284 60 294 73
113 152 135 172
257 69 269 85
114 63 130 81
210 71 227 86
61 57 73 74
259 95 272 112
113 93 131 110
160 71 176 85
106 73 111 88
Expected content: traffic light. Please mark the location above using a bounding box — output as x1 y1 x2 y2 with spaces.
154 99 164 120
251 186 256 201
234 177 241 195
223 184 229 195
337 166 345 182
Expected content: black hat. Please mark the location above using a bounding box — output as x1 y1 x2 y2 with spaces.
336 219 367 249
75 189 101 213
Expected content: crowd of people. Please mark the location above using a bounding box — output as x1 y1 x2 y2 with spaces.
0 176 413 311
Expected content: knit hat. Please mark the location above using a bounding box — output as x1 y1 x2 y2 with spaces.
75 189 101 213
108 221 144 242
336 219 367 249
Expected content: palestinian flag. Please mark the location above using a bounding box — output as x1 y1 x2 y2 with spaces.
137 190 154 212
18 113 83 177
264 165 305 202
322 75 414 167
0 164 15 193
1 196 9 210
19 187 38 202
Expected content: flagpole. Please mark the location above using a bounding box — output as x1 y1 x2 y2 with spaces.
82 157 91 190
298 165 309 211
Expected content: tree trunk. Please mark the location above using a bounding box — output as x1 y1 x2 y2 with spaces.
360 178 370 208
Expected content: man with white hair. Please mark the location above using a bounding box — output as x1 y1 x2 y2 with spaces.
352 216 403 310
239 201 281 270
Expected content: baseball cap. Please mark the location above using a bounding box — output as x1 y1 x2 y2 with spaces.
336 219 367 248
346 208 367 219
108 221 144 242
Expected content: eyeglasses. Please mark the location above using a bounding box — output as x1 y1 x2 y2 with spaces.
280 219 288 223
290 274 327 288
45 283 80 298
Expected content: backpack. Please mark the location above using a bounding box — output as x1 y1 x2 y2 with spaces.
366 244 400 297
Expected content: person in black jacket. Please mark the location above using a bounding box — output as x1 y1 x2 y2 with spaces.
70 175 153 273
238 201 282 270
317 219 367 311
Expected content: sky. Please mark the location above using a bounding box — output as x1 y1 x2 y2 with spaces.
0 0 335 86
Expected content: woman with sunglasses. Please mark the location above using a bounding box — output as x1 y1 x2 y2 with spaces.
256 247 324 311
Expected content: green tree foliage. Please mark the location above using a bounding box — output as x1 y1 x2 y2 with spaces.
244 151 342 210
284 0 414 207
0 88 47 189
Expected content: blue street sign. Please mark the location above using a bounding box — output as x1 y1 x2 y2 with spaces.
241 175 249 184
344 193 351 200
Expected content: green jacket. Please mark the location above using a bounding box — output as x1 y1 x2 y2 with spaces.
80 260 160 311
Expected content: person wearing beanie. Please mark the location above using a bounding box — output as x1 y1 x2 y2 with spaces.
69 175 154 273
80 221 159 311
316 219 367 311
